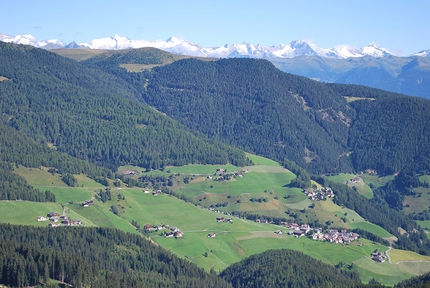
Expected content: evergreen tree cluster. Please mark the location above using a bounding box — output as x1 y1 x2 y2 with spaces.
219 249 362 288
0 224 232 288
395 271 430 288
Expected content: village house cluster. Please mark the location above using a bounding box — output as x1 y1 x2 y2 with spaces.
144 223 184 238
207 167 249 182
284 223 311 237
37 211 82 227
303 187 334 201
311 229 360 244
275 222 360 244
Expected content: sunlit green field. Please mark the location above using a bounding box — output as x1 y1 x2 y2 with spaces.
326 173 374 199
0 201 96 227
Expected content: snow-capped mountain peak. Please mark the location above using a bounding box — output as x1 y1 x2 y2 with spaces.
414 49 430 57
360 42 392 57
0 33 66 49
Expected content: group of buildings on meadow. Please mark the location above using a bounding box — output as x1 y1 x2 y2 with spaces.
37 211 82 227
144 223 184 238
303 187 335 201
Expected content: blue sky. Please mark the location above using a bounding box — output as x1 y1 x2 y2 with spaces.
1 0 429 55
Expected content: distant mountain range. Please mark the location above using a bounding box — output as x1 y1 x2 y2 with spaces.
2 32 430 99
1 32 429 59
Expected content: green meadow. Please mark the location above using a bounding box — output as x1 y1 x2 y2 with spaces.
178 170 296 197
403 187 430 214
13 166 67 186
245 153 282 166
353 256 413 285
349 222 392 238
14 166 106 203
326 173 374 199
36 187 96 204
0 201 96 227
360 174 395 189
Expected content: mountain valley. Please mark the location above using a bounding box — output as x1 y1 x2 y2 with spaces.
1 41 430 287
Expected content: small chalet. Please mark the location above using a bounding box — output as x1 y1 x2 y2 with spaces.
82 200 93 207
293 230 306 237
256 219 269 224
216 217 225 222
144 224 156 231
174 231 184 238
207 232 216 238
37 216 48 222
47 212 58 217
371 251 386 262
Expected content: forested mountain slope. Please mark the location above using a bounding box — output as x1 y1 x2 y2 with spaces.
78 47 430 174
0 42 249 171
110 53 429 175
140 58 355 174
